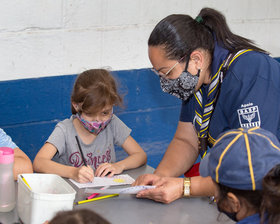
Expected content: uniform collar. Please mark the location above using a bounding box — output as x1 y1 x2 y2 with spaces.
211 40 229 77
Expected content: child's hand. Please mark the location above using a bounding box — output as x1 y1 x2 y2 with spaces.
74 165 94 183
95 163 124 177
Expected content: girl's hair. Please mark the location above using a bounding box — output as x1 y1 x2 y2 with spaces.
217 164 280 224
217 184 262 215
49 209 110 224
148 7 267 62
71 69 123 115
261 164 280 224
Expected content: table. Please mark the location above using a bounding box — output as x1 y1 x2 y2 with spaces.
0 165 234 224
71 165 234 224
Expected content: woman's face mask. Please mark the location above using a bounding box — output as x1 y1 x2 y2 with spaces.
160 69 200 101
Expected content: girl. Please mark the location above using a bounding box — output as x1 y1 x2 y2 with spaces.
200 127 280 224
45 209 110 224
33 69 147 183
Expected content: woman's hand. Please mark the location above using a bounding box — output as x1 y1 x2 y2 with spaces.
133 174 184 204
132 173 162 186
73 165 94 183
95 163 124 177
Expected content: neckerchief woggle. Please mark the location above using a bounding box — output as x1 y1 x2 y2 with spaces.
193 45 252 158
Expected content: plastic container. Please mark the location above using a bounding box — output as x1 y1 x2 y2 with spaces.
17 173 76 224
0 147 16 212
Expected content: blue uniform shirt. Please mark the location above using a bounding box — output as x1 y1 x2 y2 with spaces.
180 46 280 145
0 128 18 149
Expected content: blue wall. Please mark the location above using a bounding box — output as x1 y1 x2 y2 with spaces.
0 69 181 168
1 57 279 168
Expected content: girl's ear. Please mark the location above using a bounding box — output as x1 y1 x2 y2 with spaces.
72 102 79 113
226 192 241 213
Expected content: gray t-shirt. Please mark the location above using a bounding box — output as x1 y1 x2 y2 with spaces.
47 114 131 170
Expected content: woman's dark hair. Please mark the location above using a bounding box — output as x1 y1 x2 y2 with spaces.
71 69 123 115
49 209 110 224
260 164 280 224
148 7 267 62
217 164 280 224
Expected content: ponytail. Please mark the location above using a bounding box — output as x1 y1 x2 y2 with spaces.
197 8 268 54
148 7 267 61
148 14 214 61
261 164 280 224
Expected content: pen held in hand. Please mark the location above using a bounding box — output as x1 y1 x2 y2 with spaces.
75 136 87 166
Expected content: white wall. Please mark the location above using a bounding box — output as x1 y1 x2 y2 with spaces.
0 0 279 81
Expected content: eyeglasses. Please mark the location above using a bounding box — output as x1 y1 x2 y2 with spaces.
151 55 187 78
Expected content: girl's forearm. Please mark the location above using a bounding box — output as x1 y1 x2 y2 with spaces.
13 156 33 180
115 151 147 171
33 158 77 179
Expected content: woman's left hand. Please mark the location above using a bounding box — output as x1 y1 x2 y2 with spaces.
95 163 124 177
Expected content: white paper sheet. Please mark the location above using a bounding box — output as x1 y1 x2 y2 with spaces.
69 174 135 188
84 185 156 194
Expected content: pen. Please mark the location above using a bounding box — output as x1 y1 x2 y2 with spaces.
75 136 87 166
86 193 100 200
20 174 32 190
86 185 109 200
75 194 119 205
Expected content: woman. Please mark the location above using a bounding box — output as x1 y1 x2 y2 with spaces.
133 8 280 203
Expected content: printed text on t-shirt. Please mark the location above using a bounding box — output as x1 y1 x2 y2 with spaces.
69 149 112 169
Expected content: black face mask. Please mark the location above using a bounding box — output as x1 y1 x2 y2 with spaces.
217 204 238 222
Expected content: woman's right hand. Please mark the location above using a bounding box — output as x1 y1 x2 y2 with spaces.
73 165 94 183
133 174 184 204
132 173 161 186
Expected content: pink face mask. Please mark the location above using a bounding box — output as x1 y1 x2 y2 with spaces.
76 113 113 135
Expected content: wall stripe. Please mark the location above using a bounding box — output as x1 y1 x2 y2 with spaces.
0 68 181 168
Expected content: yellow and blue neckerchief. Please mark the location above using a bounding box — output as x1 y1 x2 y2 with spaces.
194 49 253 158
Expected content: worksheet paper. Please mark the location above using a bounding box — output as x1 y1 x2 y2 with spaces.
69 174 135 188
84 185 156 194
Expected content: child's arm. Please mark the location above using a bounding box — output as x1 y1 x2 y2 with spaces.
13 147 33 180
33 143 94 183
95 136 147 177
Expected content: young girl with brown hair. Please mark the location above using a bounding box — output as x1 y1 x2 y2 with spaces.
33 69 147 183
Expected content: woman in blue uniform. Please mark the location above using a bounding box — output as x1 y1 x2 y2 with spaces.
133 8 280 203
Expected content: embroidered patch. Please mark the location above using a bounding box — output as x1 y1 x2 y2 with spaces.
237 105 261 128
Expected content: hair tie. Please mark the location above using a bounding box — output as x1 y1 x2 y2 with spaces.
195 16 203 24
